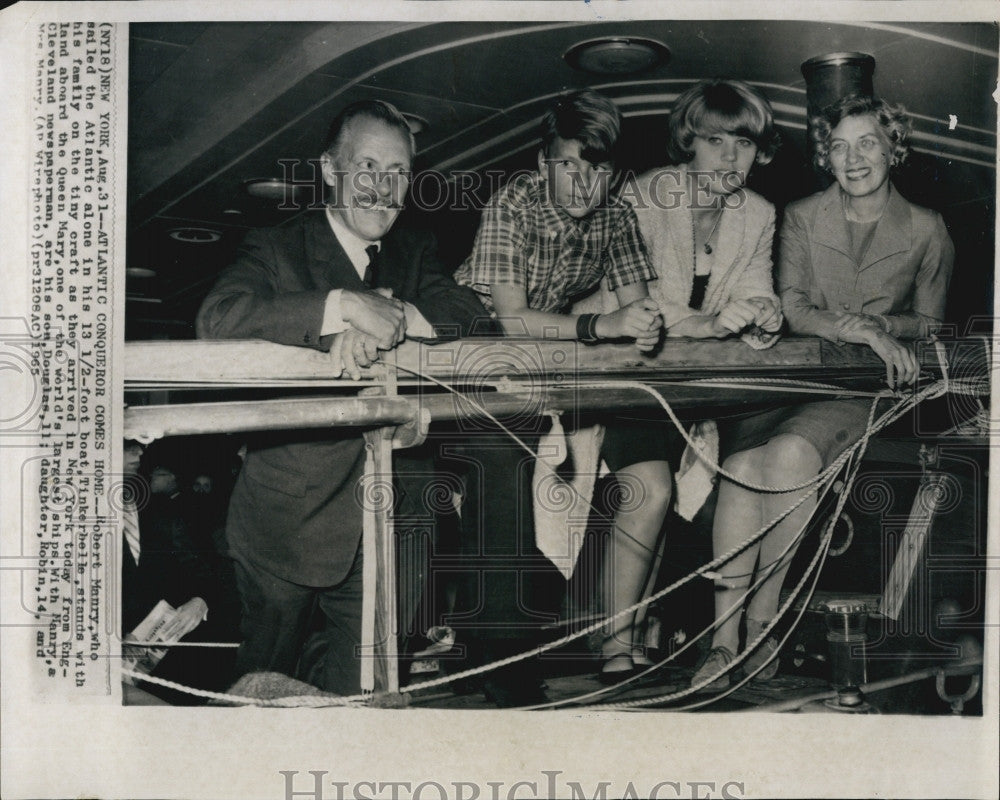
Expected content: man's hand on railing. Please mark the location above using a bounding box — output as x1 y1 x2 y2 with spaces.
331 328 382 380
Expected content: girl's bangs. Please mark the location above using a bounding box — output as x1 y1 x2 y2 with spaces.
694 107 764 143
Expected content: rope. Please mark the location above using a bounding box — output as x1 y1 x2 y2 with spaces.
489 379 942 709
661 401 879 710
392 362 878 566
131 363 956 707
400 381 931 700
525 469 844 709
126 641 240 648
681 374 883 398
590 379 942 710
330 375 951 704
578 379 895 494
390 371 857 695
121 667 368 707
536 405 878 710
933 337 950 397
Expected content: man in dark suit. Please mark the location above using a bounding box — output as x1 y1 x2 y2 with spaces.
121 440 236 704
195 100 487 696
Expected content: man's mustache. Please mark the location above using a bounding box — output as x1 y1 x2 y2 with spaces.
326 196 405 210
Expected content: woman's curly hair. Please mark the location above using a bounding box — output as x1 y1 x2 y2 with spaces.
811 94 912 172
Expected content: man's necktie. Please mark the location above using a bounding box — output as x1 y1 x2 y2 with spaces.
123 500 141 563
363 244 379 289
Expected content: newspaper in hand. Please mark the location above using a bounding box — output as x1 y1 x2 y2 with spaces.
122 599 178 685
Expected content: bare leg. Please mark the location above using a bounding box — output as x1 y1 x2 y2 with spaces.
709 435 822 653
746 435 822 627
601 460 672 669
708 452 762 656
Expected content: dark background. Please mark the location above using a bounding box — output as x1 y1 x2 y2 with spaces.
125 20 997 340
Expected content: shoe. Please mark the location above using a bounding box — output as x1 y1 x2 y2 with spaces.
631 647 655 669
691 646 735 692
482 667 547 707
479 640 547 708
598 653 640 685
743 620 779 681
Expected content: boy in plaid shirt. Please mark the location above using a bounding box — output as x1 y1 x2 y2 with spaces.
455 90 660 346
454 90 671 689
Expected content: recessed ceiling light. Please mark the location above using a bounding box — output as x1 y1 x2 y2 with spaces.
402 113 429 135
564 37 670 75
167 227 222 243
243 178 315 202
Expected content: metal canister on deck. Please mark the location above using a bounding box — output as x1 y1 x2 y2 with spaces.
822 600 869 689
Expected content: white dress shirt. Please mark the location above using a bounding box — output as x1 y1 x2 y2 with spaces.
320 208 434 338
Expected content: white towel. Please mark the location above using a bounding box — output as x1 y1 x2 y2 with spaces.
674 420 720 521
533 416 721 576
533 417 604 580
741 324 782 350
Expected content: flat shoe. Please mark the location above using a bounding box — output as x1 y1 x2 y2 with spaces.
598 653 640 685
482 677 547 708
743 619 779 681
691 646 735 692
742 636 779 681
631 648 655 669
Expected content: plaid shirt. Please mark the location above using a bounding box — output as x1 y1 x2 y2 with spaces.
454 172 655 313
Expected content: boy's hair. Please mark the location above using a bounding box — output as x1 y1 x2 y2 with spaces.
667 80 780 165
540 89 622 164
323 99 415 159
811 94 911 172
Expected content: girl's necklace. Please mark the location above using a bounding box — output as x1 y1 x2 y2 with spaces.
694 206 724 255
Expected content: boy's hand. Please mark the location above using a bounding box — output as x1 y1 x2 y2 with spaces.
595 298 662 345
633 327 662 352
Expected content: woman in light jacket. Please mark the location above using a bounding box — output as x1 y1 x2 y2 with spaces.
694 94 954 691
584 79 783 681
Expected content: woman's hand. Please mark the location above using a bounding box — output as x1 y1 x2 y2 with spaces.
595 298 662 351
712 299 760 336
838 324 919 388
865 330 919 388
161 597 208 641
748 296 783 333
834 312 882 341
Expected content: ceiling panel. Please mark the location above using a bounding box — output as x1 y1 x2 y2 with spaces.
133 77 502 229
131 21 213 47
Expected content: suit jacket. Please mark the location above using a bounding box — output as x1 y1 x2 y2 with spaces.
573 166 779 329
195 213 490 586
778 181 954 341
